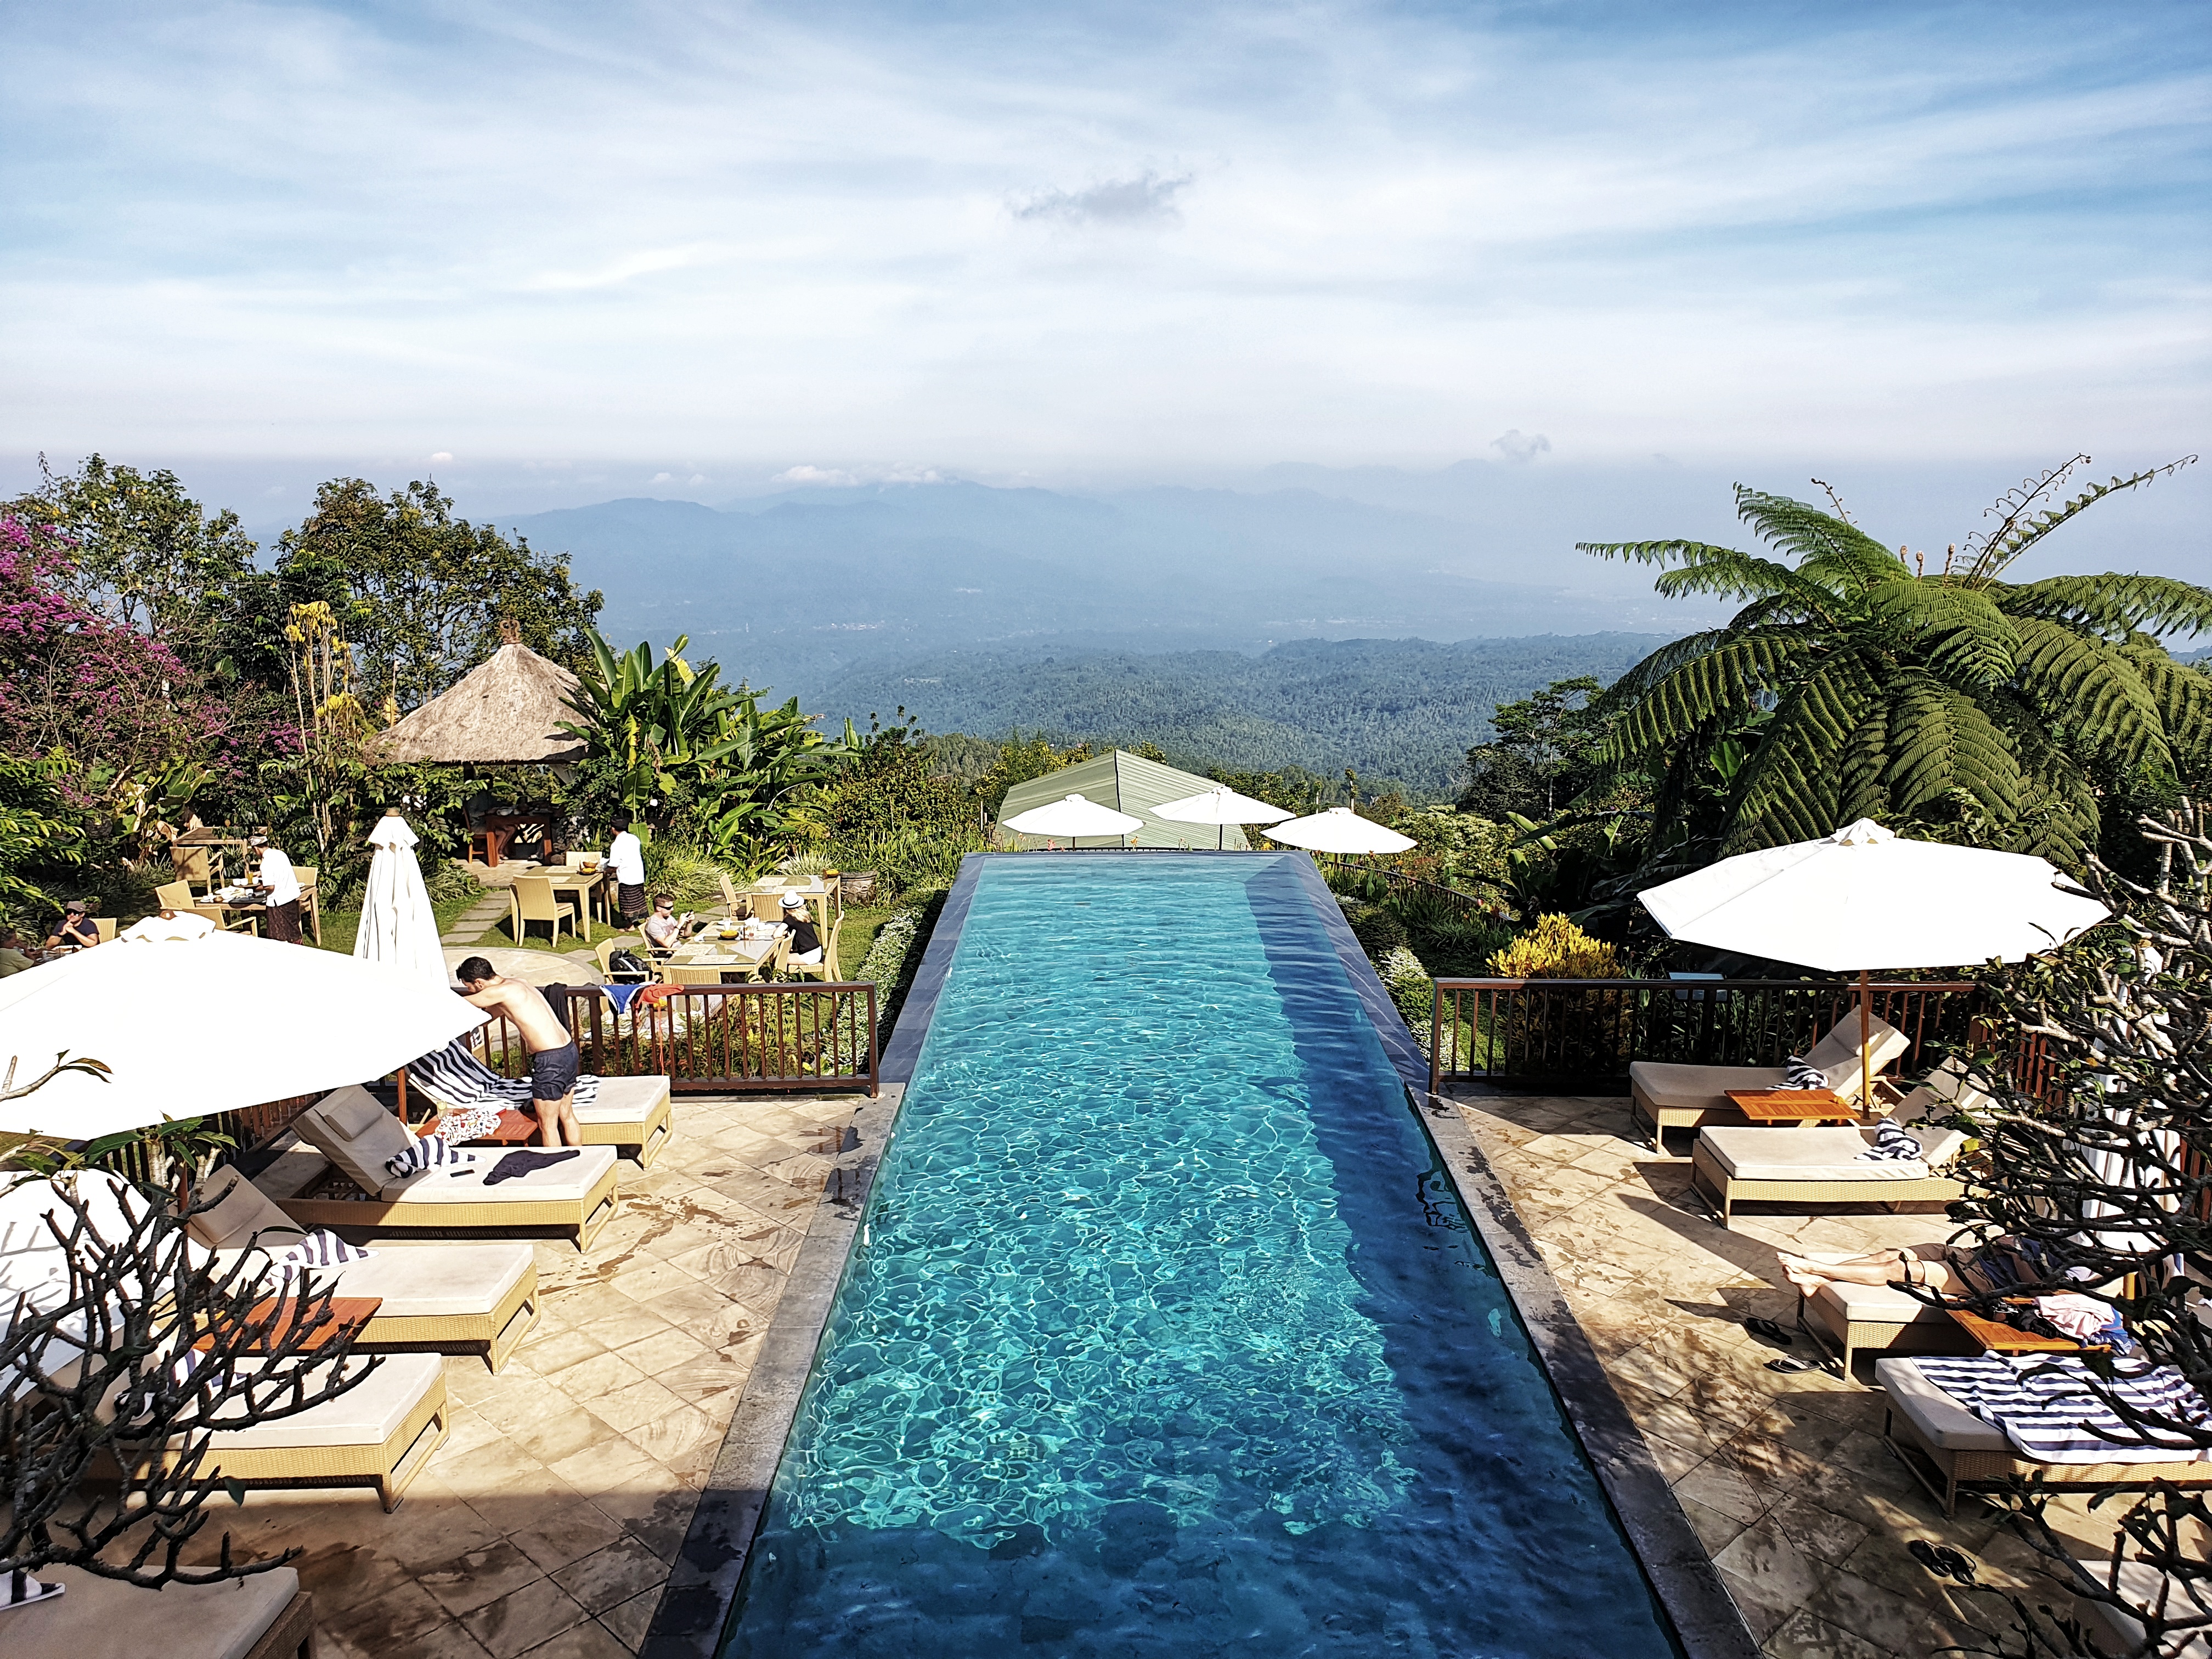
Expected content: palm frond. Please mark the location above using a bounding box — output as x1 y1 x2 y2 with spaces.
2010 618 2171 772
1725 650 1882 850
1882 675 2022 820
1592 629 1734 706
2122 639 2212 772
1864 578 2017 685
1999 573 2212 640
1602 634 1807 760
1837 704 1890 825
1961 455 2196 582
1733 488 1903 590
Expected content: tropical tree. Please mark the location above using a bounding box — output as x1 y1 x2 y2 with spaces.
1581 457 2209 869
1459 676 1613 822
557 632 851 867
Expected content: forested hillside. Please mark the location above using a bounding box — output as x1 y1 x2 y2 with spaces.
814 633 1673 794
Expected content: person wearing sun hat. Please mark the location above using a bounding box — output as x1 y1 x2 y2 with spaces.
780 893 822 965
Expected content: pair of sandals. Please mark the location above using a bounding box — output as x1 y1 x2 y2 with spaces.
1745 1316 1818 1372
1909 1539 1978 1584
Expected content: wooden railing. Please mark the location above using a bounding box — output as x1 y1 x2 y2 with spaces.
471 981 879 1096
1427 977 1982 1094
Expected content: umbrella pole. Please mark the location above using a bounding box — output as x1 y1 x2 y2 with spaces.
1858 969 1872 1115
397 1064 410 1126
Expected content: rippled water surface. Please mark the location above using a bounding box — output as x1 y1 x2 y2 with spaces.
724 855 1677 1658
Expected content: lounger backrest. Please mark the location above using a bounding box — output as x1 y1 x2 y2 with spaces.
1891 1055 1999 1125
293 1086 419 1194
1805 1014 1910 1096
185 1164 309 1252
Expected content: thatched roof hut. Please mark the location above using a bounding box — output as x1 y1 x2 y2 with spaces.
369 642 586 765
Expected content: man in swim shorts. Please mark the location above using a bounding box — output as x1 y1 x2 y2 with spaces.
454 956 584 1148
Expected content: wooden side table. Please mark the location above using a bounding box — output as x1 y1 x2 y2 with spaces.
1724 1087 1859 1126
1947 1301 2102 1355
199 1295 383 1355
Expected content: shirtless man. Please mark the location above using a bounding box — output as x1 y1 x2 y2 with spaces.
454 956 584 1148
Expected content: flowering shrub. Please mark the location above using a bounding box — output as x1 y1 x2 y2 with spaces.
1487 912 1620 978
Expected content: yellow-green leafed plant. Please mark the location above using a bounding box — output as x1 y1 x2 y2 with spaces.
1489 913 1620 979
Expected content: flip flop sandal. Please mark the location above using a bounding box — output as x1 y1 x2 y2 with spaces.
1908 1540 1947 1576
1936 1546 1978 1584
1745 1317 1795 1348
1764 1356 1814 1373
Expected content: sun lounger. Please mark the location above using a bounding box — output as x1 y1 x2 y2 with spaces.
13 1564 314 1659
1794 1262 1979 1379
0 1172 450 1513
1877 1356 2212 1515
409 1061 675 1169
1690 1058 1977 1226
258 1085 620 1251
1628 1013 1910 1148
187 1164 541 1371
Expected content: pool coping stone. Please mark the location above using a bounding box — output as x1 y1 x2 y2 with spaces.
641 1080 908 1658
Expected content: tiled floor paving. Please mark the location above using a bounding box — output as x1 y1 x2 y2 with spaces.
1451 1090 2187 1659
179 1080 2190 1658
180 1091 865 1658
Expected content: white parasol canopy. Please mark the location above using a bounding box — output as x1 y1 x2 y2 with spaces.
1638 819 2108 970
1154 786 1293 851
1263 806 1418 855
354 810 448 989
1001 793 1146 847
0 932 486 1139
1638 817 2109 1096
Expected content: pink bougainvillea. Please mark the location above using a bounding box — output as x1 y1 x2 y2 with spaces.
0 514 227 805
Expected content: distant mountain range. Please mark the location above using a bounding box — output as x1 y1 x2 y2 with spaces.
506 478 1684 709
811 633 1673 794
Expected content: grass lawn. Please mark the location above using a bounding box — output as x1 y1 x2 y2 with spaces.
312 889 486 956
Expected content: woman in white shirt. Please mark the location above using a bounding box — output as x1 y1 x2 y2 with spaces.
607 821 647 924
250 832 304 943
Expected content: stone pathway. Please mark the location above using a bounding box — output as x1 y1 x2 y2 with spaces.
181 1090 866 1657
1451 1090 2164 1658
441 892 516 947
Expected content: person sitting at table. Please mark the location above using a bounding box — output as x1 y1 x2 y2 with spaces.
642 894 698 951
608 819 648 925
454 956 586 1149
249 832 304 943
0 929 36 975
44 900 102 953
780 894 823 965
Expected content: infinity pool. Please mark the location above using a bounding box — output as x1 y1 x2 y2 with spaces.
724 855 1677 1657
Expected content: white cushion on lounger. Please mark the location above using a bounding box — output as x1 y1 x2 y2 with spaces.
574 1074 669 1125
18 1565 301 1659
1809 1276 1955 1329
1876 1356 2011 1453
203 1351 443 1451
371 1144 617 1204
248 1135 335 1201
1701 1124 1965 1182
1631 1062 1790 1110
210 1237 533 1319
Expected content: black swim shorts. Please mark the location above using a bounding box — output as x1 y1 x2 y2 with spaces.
530 1040 580 1103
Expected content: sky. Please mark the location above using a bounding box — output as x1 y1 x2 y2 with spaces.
2 0 2207 563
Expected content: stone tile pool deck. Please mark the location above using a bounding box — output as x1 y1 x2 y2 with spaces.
180 1080 2153 1658
1449 1088 2136 1659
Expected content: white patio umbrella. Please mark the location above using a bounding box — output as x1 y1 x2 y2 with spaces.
354 809 447 989
1637 817 2109 1096
1153 786 1293 851
1001 792 1146 849
0 932 487 1139
1263 806 1418 856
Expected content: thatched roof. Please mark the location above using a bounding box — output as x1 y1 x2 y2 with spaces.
369 643 586 765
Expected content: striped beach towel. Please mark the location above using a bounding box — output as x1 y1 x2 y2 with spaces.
1912 1355 2212 1464
407 1037 600 1109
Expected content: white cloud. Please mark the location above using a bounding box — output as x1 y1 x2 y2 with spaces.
774 465 859 486
1012 171 1191 227
1491 431 1551 465
650 471 673 482
428 452 454 463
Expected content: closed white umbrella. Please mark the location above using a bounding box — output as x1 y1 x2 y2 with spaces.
354 810 447 989
1154 786 1293 851
1001 793 1146 848
1263 806 1418 855
1638 817 2109 1095
0 933 486 1138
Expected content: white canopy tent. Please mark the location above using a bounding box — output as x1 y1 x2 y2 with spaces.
1637 817 2109 1092
0 933 487 1139
1153 786 1293 851
1263 806 1418 856
354 810 448 990
1001 793 1146 848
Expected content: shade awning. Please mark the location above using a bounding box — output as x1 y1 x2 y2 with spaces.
1153 787 1293 827
1001 793 1145 839
367 642 586 765
1265 807 1417 855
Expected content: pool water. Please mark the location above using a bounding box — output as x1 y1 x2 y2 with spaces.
724 855 1678 1657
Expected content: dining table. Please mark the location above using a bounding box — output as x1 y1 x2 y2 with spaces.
737 878 834 930
661 928 783 983
528 865 611 929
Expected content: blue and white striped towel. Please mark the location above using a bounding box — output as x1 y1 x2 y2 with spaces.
407 1037 600 1110
1912 1355 2212 1464
384 1134 478 1181
270 1228 375 1279
1857 1120 1923 1161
